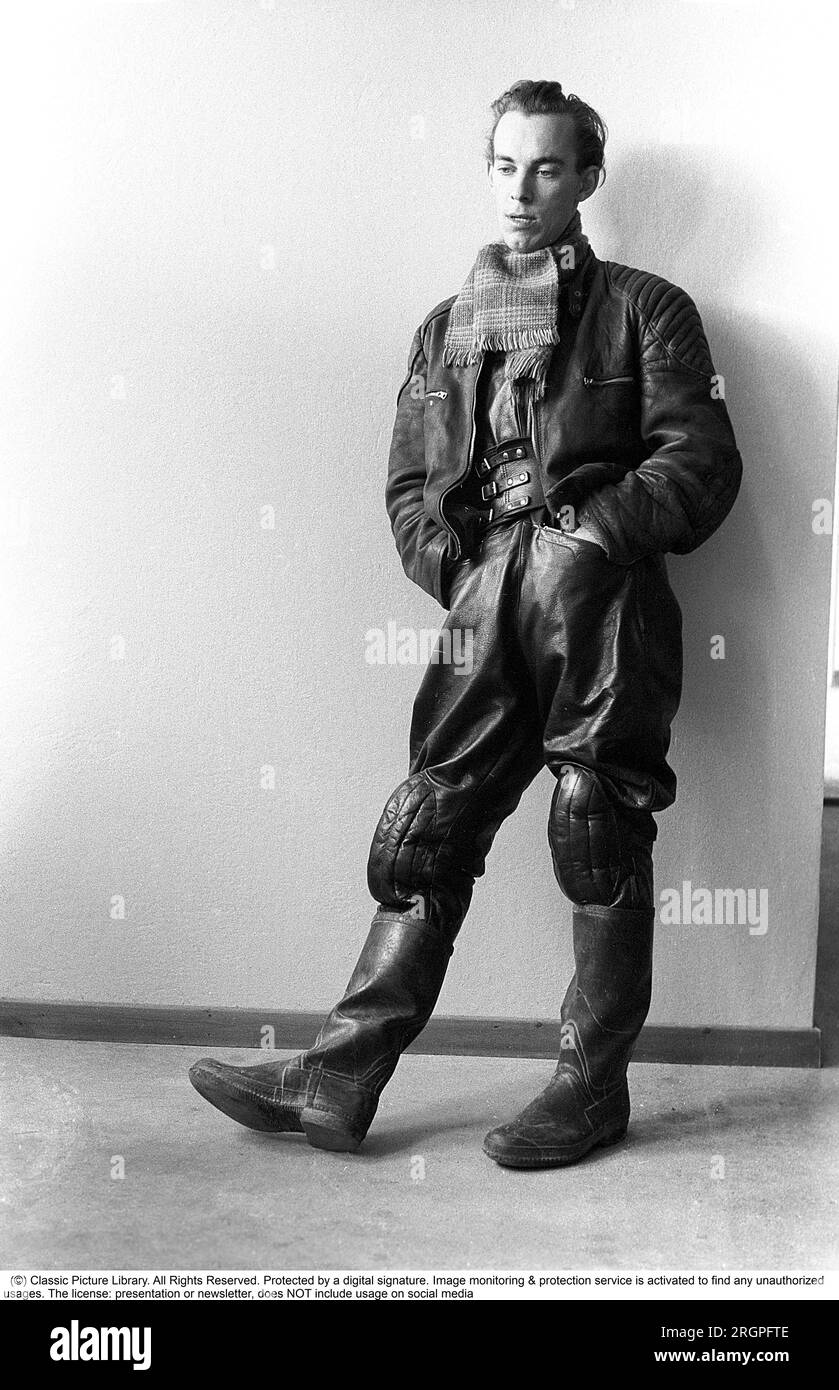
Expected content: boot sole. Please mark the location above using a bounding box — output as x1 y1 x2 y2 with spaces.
190 1081 362 1151
301 1108 363 1154
483 1122 628 1169
188 1063 305 1134
189 1064 366 1151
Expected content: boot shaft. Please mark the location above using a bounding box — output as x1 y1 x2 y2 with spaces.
557 904 655 1096
301 908 454 1096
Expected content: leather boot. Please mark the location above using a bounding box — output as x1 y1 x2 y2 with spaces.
483 904 654 1168
189 907 454 1152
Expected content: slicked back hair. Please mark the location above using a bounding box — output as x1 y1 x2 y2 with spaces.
486 80 607 185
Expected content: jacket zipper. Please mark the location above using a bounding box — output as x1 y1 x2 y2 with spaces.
438 358 483 562
532 383 543 471
583 375 634 387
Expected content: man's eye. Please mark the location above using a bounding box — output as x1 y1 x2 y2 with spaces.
538 169 559 177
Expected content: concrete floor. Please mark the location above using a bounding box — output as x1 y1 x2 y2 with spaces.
1 1037 837 1270
3 803 837 1272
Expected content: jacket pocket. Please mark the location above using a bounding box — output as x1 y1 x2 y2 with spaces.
442 554 472 610
539 524 621 566
582 372 639 425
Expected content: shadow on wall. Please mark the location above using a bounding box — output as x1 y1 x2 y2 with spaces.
599 145 773 288
599 145 831 783
668 310 831 786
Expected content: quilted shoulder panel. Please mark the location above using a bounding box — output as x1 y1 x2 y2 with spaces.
605 262 714 374
421 294 457 335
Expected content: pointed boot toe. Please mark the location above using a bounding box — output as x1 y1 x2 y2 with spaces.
188 1058 305 1135
188 1057 373 1151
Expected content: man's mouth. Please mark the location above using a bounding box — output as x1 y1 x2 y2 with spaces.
507 214 536 223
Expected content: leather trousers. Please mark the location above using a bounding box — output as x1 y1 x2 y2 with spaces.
403 512 683 915
292 516 683 1122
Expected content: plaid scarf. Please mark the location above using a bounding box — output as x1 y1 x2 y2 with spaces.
443 210 589 399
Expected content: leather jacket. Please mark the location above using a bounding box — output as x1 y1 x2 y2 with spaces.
385 253 743 606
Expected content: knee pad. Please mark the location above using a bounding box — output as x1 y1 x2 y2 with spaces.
548 765 653 910
367 772 479 931
367 773 440 913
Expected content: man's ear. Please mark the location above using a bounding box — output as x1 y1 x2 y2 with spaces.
486 158 495 189
576 165 600 204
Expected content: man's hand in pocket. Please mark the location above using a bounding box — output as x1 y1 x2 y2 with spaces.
571 522 609 553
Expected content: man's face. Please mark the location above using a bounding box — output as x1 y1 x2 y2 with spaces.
487 111 599 252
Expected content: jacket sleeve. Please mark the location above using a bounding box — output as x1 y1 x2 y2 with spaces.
384 323 454 606
576 284 743 566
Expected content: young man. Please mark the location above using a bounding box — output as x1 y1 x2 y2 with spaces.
190 80 742 1169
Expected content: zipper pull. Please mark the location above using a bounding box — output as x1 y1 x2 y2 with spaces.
584 375 634 387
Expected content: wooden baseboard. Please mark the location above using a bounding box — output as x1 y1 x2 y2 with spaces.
0 1000 821 1068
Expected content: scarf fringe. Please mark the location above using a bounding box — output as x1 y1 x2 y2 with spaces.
452 325 560 352
443 344 559 369
443 213 589 384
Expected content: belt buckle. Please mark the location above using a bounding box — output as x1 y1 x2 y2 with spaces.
493 440 530 465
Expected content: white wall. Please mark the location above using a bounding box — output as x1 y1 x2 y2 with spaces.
1 0 835 1030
